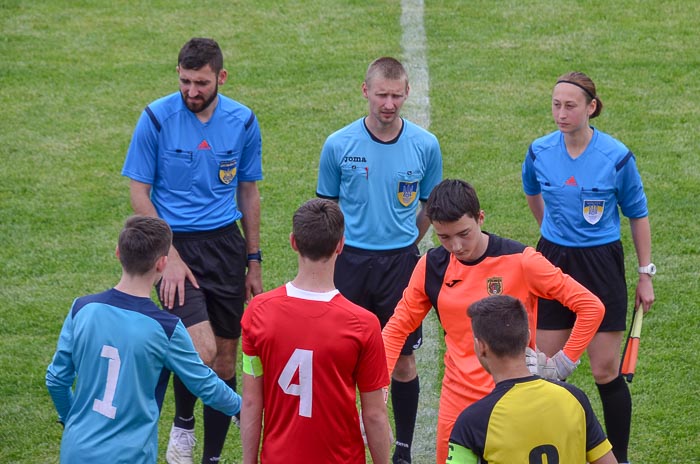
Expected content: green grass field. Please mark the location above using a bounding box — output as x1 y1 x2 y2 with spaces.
1 1 698 462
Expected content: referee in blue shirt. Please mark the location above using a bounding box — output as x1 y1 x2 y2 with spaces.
317 57 442 464
122 38 263 463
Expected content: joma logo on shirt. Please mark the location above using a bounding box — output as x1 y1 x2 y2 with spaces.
343 156 367 163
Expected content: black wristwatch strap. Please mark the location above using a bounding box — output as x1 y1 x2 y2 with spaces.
247 250 263 263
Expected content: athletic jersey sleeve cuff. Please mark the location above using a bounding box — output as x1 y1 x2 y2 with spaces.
587 438 613 463
120 170 153 184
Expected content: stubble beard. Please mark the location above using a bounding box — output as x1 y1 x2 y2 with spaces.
182 82 219 114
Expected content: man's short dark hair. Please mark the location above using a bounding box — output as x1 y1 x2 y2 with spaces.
365 56 408 88
178 38 224 74
468 295 530 357
292 199 344 261
426 179 481 223
118 216 172 276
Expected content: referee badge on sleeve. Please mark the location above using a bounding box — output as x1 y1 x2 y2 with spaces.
582 199 605 225
397 181 418 206
219 160 237 185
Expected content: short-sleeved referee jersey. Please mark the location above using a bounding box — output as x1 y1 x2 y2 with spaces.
522 128 648 247
448 376 612 464
122 92 263 232
316 117 442 250
46 289 240 463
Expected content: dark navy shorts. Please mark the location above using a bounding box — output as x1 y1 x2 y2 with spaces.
536 237 628 332
157 222 247 339
334 244 423 355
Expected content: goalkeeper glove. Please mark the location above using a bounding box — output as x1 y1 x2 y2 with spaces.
525 347 539 376
525 348 579 380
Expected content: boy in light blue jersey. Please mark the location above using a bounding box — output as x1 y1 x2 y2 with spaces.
46 216 241 464
317 57 442 464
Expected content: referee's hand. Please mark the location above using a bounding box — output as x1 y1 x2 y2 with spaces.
245 261 263 303
160 248 199 309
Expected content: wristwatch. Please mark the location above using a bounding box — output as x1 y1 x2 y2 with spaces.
637 263 656 276
247 250 263 264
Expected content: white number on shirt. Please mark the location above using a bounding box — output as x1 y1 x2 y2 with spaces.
92 345 121 419
278 348 313 417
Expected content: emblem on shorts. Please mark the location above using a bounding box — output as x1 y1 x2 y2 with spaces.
412 337 423 350
487 277 503 295
219 160 237 185
582 199 605 225
397 181 418 206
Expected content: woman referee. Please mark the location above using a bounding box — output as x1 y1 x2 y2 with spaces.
522 71 655 464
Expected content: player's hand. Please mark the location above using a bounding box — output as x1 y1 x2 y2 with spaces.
160 247 198 309
533 349 579 380
551 350 579 379
635 275 655 314
534 350 558 379
245 261 263 304
525 347 539 376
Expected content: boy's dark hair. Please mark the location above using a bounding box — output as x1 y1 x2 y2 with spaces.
292 199 344 261
178 38 224 74
426 179 481 223
118 216 172 276
468 295 529 358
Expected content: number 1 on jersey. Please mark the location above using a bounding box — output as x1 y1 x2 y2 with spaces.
278 348 313 417
93 345 121 419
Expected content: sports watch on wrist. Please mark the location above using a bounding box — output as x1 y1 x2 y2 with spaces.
637 263 656 276
247 250 263 264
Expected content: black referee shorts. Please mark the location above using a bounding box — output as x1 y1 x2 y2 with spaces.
334 244 422 355
536 237 628 332
157 222 247 339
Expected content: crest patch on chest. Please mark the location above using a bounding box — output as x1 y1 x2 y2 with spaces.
582 199 605 225
219 160 237 185
397 181 418 206
486 277 503 295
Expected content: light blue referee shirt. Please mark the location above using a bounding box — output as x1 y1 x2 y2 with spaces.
46 289 241 464
122 92 263 232
522 128 648 247
317 118 443 250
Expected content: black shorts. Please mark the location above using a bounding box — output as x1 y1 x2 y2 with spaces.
157 222 247 339
335 244 422 355
536 237 628 332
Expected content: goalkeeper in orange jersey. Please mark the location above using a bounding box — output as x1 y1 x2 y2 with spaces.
381 179 605 464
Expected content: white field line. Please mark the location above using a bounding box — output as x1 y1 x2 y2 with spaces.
401 1 442 462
